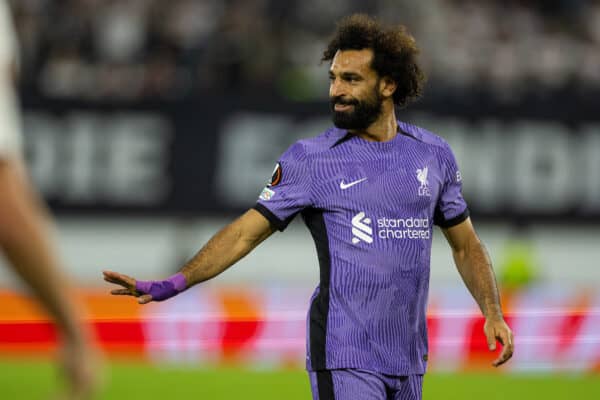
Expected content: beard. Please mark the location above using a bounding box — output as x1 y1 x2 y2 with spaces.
330 88 383 131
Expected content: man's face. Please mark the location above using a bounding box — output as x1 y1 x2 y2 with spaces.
329 49 383 131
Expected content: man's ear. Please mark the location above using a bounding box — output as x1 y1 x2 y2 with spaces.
379 76 397 99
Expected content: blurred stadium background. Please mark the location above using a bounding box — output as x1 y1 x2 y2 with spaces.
1 0 600 398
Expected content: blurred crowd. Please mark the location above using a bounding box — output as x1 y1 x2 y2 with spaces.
9 0 600 101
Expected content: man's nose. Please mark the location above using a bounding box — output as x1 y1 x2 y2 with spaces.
329 78 345 98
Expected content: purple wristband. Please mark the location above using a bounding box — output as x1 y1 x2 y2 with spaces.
135 273 187 301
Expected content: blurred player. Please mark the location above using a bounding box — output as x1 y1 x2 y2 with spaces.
0 2 99 399
104 14 513 400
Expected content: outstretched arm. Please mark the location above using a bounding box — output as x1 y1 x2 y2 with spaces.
103 208 276 303
442 217 514 367
180 208 275 285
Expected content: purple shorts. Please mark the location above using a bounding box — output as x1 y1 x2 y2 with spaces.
309 369 423 400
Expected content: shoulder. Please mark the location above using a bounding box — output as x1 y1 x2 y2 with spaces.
398 120 452 151
297 126 346 153
284 127 345 159
398 120 460 177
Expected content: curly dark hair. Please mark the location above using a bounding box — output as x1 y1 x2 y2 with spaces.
322 14 426 108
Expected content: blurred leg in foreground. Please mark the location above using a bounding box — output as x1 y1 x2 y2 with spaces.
0 159 101 400
0 1 100 398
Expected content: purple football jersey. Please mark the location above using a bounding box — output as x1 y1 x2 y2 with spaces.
254 121 469 375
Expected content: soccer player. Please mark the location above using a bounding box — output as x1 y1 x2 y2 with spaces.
104 14 513 400
0 2 99 399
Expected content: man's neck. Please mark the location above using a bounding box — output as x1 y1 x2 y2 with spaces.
350 104 397 143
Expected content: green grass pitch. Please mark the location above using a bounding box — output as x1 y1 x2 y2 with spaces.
0 358 598 399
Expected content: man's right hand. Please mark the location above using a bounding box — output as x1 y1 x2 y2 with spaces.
103 270 187 304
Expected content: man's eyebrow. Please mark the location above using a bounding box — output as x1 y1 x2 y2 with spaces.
329 71 362 79
341 72 362 79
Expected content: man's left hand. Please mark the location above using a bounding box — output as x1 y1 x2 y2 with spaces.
484 317 514 367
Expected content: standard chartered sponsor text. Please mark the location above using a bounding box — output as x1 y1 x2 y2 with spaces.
377 217 430 240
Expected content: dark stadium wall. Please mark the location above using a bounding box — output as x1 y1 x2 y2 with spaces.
19 93 600 222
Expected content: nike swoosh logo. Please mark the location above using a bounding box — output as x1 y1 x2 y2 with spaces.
340 178 367 190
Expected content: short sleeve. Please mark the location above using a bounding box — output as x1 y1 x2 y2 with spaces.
433 143 469 228
253 142 312 231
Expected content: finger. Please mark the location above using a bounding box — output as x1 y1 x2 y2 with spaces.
103 270 136 288
493 331 514 367
102 271 126 285
103 275 129 288
485 329 496 351
110 288 138 296
493 346 512 367
103 270 133 284
138 294 153 304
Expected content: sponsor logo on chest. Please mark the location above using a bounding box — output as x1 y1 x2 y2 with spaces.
351 211 430 245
